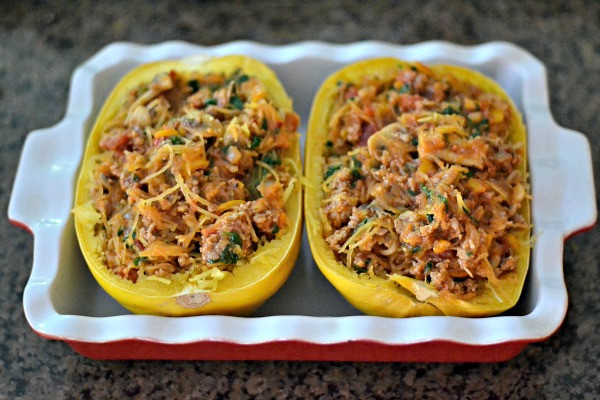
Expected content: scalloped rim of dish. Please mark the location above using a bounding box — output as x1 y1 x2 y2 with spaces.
8 41 596 349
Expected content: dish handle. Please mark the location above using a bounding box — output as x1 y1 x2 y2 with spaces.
554 126 597 238
8 118 83 232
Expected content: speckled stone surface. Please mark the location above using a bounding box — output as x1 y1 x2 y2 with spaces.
1 0 599 398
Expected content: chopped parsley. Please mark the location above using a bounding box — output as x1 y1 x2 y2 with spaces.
463 207 479 224
407 189 417 196
236 74 249 84
169 136 185 145
132 174 140 182
427 214 434 223
272 225 280 235
229 95 245 110
411 137 418 147
187 79 200 93
261 118 268 130
421 184 448 209
421 184 432 200
425 261 433 273
353 218 369 233
441 106 461 115
208 245 239 265
350 156 363 180
324 165 342 180
464 168 476 179
117 227 124 237
204 98 218 106
469 117 489 138
438 194 448 207
396 83 411 94
411 246 422 253
121 231 135 247
353 265 368 274
133 256 148 266
224 231 242 246
247 163 268 200
424 261 434 283
250 136 262 149
262 151 281 166
326 140 334 148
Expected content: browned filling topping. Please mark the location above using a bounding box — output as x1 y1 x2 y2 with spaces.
91 69 299 282
321 63 528 297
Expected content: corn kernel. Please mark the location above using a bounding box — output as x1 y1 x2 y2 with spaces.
433 240 452 254
466 178 487 194
154 128 178 138
464 98 477 111
490 109 504 124
418 158 436 175
505 234 520 252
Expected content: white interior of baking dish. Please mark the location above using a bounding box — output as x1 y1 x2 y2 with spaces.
9 41 596 346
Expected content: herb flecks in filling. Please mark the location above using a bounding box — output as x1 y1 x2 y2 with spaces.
321 62 528 297
91 69 299 282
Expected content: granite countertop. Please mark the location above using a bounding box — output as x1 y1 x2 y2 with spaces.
1 1 599 398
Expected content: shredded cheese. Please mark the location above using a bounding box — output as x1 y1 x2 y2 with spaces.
142 144 174 183
256 160 280 183
242 211 259 243
189 267 228 291
455 189 470 214
145 275 172 285
340 218 377 253
174 174 219 220
138 182 182 207
282 177 296 205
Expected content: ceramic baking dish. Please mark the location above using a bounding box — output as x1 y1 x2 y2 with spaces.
8 41 596 362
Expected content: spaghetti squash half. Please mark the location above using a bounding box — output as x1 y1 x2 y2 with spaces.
305 58 530 317
74 55 302 316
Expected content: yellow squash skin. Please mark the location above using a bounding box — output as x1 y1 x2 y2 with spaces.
305 58 530 317
74 56 302 316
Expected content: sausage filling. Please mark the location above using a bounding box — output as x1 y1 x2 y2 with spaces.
321 63 529 297
91 69 299 282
